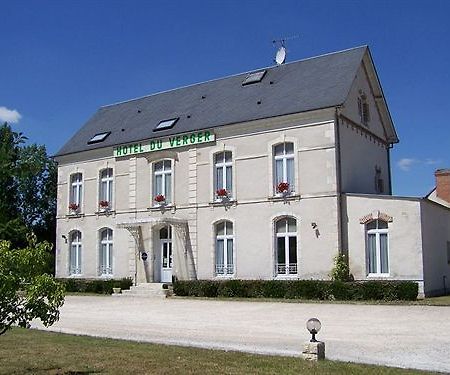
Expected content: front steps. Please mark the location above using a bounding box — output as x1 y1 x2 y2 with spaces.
114 283 171 298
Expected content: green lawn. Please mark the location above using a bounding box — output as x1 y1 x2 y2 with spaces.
0 329 432 375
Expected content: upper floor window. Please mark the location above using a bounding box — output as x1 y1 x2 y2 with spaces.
215 221 234 276
214 151 233 199
153 160 172 205
374 166 384 194
99 228 113 276
69 230 82 275
366 220 389 275
273 142 295 195
358 91 370 125
99 168 113 209
69 173 83 211
275 217 297 275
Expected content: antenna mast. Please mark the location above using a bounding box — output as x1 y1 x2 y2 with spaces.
272 34 300 65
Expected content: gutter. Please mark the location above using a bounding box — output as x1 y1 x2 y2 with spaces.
334 107 344 255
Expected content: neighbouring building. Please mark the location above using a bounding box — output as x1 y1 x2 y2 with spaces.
54 46 450 297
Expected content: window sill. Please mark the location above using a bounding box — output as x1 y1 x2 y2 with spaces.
95 209 115 216
209 199 237 207
147 204 176 213
68 273 83 277
367 273 390 279
66 212 84 218
99 274 114 278
214 274 235 279
268 194 300 202
275 274 298 279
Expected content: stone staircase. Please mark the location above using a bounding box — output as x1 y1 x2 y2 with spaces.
113 283 171 298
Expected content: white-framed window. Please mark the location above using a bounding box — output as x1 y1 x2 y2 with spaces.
99 168 113 207
358 92 370 125
366 219 389 275
69 173 83 208
273 142 295 195
275 217 297 275
215 221 234 276
69 230 82 275
214 151 233 199
153 160 172 204
99 228 113 276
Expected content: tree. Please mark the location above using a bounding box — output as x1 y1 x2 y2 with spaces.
0 122 56 257
0 234 65 335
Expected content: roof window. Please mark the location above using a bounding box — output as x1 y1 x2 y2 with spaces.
154 118 179 132
87 131 111 144
242 70 266 86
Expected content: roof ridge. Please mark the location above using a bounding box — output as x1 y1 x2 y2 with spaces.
101 45 368 109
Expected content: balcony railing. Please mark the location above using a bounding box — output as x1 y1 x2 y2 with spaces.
69 267 82 275
215 264 234 275
276 263 297 275
99 265 113 275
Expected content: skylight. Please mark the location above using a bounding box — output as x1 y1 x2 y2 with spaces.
242 70 266 86
87 131 111 144
154 118 179 131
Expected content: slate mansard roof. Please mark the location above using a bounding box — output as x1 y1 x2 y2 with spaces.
56 45 396 157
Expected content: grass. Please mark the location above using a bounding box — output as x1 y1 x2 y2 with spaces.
0 328 432 375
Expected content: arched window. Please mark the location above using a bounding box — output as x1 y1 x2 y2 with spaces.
214 151 233 199
275 217 297 275
69 173 83 209
69 231 82 275
366 220 389 275
215 221 234 275
153 160 172 204
99 168 113 208
99 228 113 275
358 92 370 125
273 143 294 195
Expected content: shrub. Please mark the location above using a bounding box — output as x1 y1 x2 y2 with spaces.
330 253 350 282
59 278 133 294
173 279 418 301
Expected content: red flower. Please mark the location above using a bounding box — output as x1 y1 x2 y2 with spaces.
69 203 79 210
216 188 228 197
276 182 290 193
99 200 109 208
154 194 166 203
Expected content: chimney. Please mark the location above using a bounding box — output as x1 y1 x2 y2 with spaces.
435 169 450 203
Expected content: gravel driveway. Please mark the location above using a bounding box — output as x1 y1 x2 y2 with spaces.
32 296 450 373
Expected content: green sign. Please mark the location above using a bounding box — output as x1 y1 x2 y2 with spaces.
114 130 215 157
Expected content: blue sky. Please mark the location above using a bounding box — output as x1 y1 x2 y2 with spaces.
1 0 449 196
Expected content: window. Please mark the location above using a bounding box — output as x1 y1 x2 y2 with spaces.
374 166 384 194
358 92 370 125
88 131 111 144
99 168 113 207
214 151 233 199
99 228 113 276
242 70 266 86
154 118 179 131
153 160 172 204
69 231 82 275
366 220 389 275
215 221 234 275
275 217 297 275
69 173 83 209
273 142 295 194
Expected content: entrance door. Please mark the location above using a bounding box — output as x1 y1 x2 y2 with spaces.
160 226 173 283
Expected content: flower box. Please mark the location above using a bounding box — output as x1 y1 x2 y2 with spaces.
276 182 290 196
68 203 79 214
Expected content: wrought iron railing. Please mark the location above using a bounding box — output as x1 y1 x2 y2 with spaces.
276 263 298 275
215 264 234 275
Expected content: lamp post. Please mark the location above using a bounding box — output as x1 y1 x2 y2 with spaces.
302 318 325 361
306 317 321 342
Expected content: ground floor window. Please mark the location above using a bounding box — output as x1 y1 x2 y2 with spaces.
366 219 389 275
69 230 82 275
99 228 113 275
215 221 234 275
275 217 297 275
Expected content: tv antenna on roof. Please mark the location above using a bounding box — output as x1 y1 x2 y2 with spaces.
272 34 300 65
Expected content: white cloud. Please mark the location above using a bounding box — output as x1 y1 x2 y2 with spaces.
397 158 417 171
424 158 441 165
0 106 22 124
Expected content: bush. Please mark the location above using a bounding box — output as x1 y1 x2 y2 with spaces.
330 253 350 282
59 278 133 294
173 279 418 301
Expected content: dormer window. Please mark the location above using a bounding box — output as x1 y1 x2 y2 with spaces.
88 131 111 144
154 118 179 132
358 91 370 126
242 70 266 86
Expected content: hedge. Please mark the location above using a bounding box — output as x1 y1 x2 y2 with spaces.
59 277 133 294
173 280 418 301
